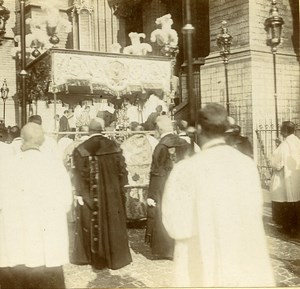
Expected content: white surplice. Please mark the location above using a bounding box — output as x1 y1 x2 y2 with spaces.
162 139 275 287
270 134 300 202
0 149 72 268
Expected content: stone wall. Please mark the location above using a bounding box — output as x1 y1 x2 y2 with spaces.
200 0 299 160
0 0 17 126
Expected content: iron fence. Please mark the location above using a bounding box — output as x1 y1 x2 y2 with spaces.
255 123 300 189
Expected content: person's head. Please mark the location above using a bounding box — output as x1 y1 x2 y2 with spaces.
85 106 90 112
155 115 173 136
21 122 45 151
54 114 60 121
28 114 42 125
130 121 140 131
197 103 229 140
280 121 295 138
63 110 69 116
10 125 21 139
88 117 105 133
156 105 163 114
176 119 188 133
80 125 89 132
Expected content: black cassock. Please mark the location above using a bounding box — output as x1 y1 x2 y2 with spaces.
146 133 193 259
71 134 132 270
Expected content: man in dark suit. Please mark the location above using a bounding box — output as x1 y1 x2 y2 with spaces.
145 115 193 259
58 110 71 140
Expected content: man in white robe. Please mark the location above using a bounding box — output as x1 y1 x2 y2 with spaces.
270 121 300 236
0 123 72 288
25 115 61 161
162 103 275 287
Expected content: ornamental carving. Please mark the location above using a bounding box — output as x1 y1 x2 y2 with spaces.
104 61 129 93
73 0 94 14
49 50 171 96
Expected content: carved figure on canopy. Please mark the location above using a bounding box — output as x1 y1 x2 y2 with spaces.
11 0 72 60
13 18 52 60
123 32 152 56
41 0 72 46
109 43 122 53
150 14 178 48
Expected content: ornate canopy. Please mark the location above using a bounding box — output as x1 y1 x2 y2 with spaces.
25 48 172 104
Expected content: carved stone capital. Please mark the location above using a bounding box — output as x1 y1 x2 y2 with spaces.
72 0 93 15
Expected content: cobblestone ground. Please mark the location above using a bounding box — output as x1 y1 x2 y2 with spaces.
64 205 300 288
263 205 300 287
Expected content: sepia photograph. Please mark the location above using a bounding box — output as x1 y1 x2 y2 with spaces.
0 0 299 288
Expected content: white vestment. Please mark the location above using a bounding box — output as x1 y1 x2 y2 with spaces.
0 141 13 159
10 133 60 161
0 149 72 268
162 139 275 287
270 134 300 202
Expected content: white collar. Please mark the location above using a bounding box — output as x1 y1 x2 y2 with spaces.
12 137 22 142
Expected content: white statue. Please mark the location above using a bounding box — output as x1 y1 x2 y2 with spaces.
123 32 152 56
24 18 52 50
150 14 178 47
109 43 122 53
12 18 52 59
11 1 72 59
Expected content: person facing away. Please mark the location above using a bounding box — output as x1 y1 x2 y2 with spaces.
27 114 60 160
58 110 71 141
145 115 193 259
270 121 300 237
162 103 275 287
71 117 132 270
0 122 72 289
225 123 253 158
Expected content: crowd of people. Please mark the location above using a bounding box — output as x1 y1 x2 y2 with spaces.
1 101 299 288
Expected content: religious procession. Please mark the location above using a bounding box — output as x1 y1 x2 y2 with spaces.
0 0 299 288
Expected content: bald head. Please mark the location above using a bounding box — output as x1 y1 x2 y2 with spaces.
28 114 42 125
88 117 105 133
156 115 173 134
21 122 45 151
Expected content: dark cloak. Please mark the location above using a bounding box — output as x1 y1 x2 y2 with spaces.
145 133 193 259
71 134 132 270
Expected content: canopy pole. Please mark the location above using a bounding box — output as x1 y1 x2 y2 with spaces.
54 93 57 130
